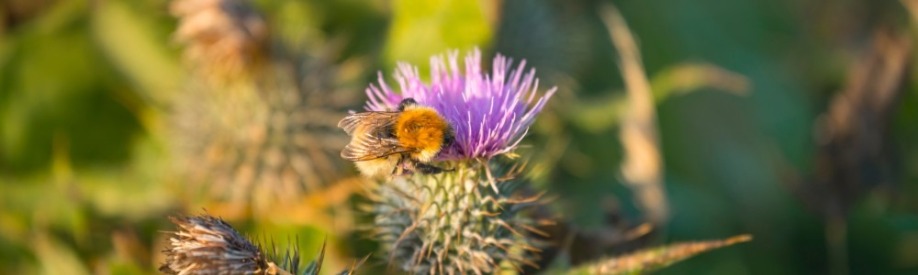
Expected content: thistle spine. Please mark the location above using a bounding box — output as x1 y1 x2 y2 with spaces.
369 162 540 274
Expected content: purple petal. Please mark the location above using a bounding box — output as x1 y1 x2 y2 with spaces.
363 48 555 160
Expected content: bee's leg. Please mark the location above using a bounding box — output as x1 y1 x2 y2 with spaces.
391 164 403 176
415 163 449 174
393 156 414 176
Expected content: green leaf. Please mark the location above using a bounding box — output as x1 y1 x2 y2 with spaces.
91 0 182 104
33 232 91 275
301 238 326 275
569 234 753 275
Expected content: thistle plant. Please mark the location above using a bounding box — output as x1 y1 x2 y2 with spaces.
170 0 268 80
168 0 359 210
160 215 326 275
360 49 556 274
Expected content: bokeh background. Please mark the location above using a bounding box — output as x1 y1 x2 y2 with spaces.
3 0 918 274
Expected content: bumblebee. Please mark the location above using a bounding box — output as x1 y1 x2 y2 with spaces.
338 98 454 178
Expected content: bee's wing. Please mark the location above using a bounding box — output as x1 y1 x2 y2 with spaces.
341 133 409 161
338 111 399 136
339 111 409 161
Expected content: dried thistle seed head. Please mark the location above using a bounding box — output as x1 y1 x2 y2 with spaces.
160 215 272 274
170 0 268 79
367 162 542 274
160 215 354 275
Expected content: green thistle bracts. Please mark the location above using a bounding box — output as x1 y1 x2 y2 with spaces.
356 49 556 274
368 161 541 274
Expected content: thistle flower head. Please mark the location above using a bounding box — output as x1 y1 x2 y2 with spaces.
359 49 554 274
160 215 276 274
365 49 556 160
170 0 267 78
369 164 542 274
160 215 353 275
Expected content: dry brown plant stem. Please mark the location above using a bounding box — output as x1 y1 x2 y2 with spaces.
599 4 669 225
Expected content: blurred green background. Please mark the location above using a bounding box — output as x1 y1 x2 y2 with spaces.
3 0 918 274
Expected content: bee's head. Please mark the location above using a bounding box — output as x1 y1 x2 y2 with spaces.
443 127 455 147
398 98 419 111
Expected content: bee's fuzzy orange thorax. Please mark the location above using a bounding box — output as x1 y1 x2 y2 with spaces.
396 106 449 162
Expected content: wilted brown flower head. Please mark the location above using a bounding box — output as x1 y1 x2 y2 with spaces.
159 215 360 275
170 0 267 78
160 215 285 274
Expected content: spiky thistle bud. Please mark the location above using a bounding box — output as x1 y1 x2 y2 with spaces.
369 162 546 274
168 0 357 211
358 49 555 274
170 0 267 79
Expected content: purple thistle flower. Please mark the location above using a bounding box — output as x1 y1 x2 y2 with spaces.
365 48 556 160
